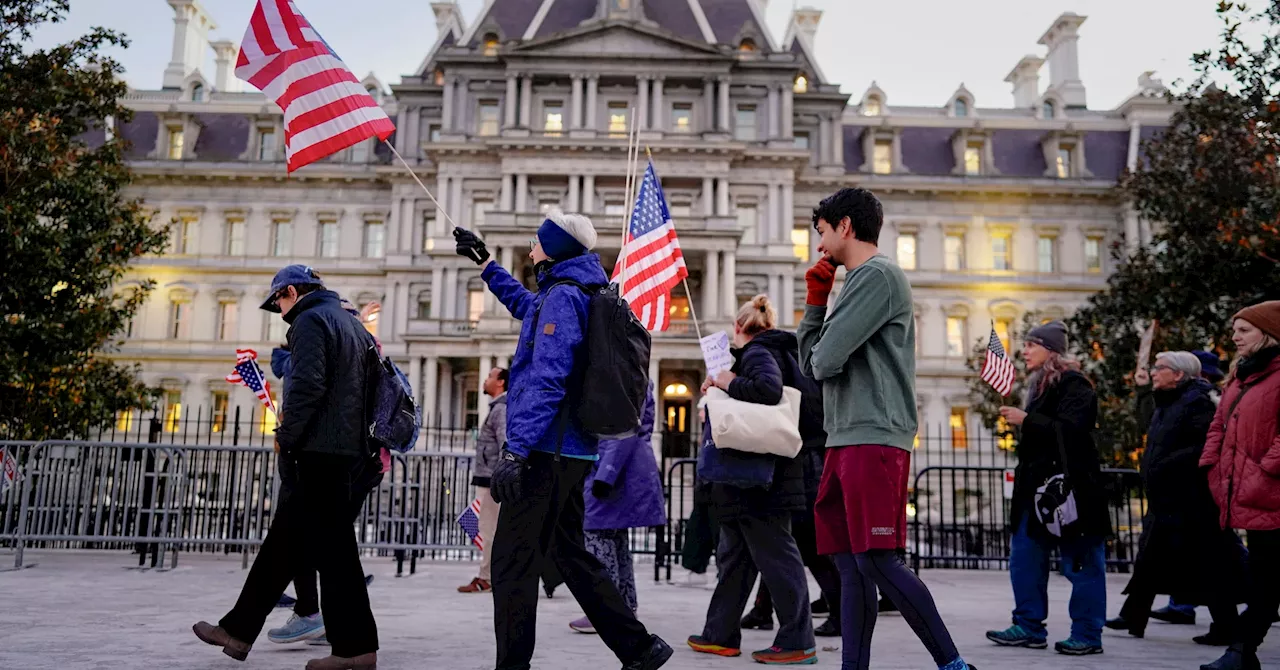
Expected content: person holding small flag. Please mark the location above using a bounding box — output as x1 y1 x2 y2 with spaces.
458 366 508 594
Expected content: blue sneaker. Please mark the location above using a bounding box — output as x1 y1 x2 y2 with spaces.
1054 638 1103 656
267 613 325 644
985 624 1047 649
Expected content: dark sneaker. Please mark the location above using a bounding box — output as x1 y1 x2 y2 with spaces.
985 624 1047 649
740 607 774 631
814 618 840 637
1194 630 1239 646
304 652 376 670
192 621 252 661
750 646 817 665
810 598 829 617
878 596 899 614
1054 638 1103 656
687 635 741 657
1150 606 1196 625
623 635 673 670
1104 616 1143 638
1200 643 1262 670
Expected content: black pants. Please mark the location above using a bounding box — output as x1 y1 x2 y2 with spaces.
1119 588 1239 634
492 451 652 670
1243 528 1280 647
278 455 320 617
220 453 379 658
749 512 842 625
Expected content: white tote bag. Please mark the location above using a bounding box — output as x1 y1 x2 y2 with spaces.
701 386 803 458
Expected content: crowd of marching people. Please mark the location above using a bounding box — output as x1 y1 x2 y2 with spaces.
185 187 1278 670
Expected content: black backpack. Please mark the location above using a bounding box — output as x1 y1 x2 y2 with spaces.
534 280 652 440
362 340 421 454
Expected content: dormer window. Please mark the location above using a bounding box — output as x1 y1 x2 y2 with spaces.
862 96 882 116
612 0 630 9
482 33 499 56
191 83 204 102
738 38 756 53
954 99 968 117
1043 100 1056 119
793 75 808 94
434 69 444 86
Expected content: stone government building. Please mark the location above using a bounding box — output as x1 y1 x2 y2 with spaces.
108 0 1171 457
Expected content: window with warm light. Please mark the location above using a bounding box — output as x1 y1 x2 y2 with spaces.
608 102 629 136
164 390 183 432
1037 235 1056 273
259 391 279 435
169 300 190 339
792 228 810 261
793 75 808 94
468 290 484 324
318 220 339 258
734 105 757 141
997 417 1015 451
258 129 276 161
946 316 966 357
1056 146 1072 178
994 318 1013 353
364 221 386 258
225 218 245 256
794 131 809 149
671 103 692 132
433 69 444 86
611 0 630 9
482 34 499 56
944 233 965 270
738 38 756 52
862 96 881 116
211 391 229 433
173 217 197 255
873 140 892 174
954 98 968 117
668 295 691 321
543 102 564 135
361 304 379 338
116 409 135 433
991 233 1011 271
217 301 238 341
950 408 969 449
1085 237 1103 273
477 101 500 136
272 219 292 257
964 143 982 175
896 233 917 270
167 128 184 160
736 204 758 245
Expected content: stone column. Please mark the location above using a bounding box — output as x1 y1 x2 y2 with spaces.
818 116 831 163
781 85 794 138
450 177 463 231
437 360 454 428
571 75 584 129
500 174 513 211
515 174 529 212
703 177 715 216
394 107 408 153
500 246 514 271
388 194 403 253
830 114 844 166
422 356 438 429
478 355 492 426
567 176 580 212
435 174 449 228
441 76 455 132
722 251 737 316
586 75 599 131
519 75 533 128
767 183 780 242
703 250 720 319
780 183 794 243
651 77 665 131
782 272 796 326
716 178 730 216
504 75 518 129
408 355 423 412
637 76 650 131
768 273 782 305
430 266 444 318
768 86 780 138
703 78 716 130
483 247 499 314
406 108 421 158
582 175 596 213
442 267 457 319
717 78 731 132
400 197 415 252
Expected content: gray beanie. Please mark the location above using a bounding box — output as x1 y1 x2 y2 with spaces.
1026 320 1068 355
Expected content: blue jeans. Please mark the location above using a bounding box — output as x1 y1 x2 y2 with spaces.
1009 514 1107 646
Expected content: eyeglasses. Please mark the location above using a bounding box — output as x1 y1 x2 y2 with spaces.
529 238 539 249
1150 365 1174 373
269 288 288 309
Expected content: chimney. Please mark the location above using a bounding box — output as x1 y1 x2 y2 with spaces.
431 1 457 36
162 0 216 90
210 40 238 92
1004 55 1044 109
792 6 822 44
1037 12 1088 108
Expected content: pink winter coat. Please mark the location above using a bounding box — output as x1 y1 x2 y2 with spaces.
1200 355 1280 531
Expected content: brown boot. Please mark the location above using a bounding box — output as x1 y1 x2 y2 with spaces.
192 621 251 661
305 652 377 670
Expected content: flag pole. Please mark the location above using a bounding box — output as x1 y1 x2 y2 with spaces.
383 139 459 231
645 146 704 342
616 109 641 283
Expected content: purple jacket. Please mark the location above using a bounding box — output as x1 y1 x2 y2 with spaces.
585 385 667 531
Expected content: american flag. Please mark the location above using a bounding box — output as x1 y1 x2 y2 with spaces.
612 161 688 331
456 497 484 550
980 327 1017 397
235 0 395 172
226 349 278 417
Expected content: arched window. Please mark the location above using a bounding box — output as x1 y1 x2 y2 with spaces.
482 33 499 57
862 96 882 117
954 98 968 117
1043 100 1056 119
191 83 204 102
793 74 808 94
738 38 756 53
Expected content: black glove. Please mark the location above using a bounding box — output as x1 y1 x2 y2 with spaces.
590 479 615 500
453 227 490 265
490 449 527 503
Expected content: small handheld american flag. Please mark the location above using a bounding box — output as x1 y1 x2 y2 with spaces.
980 326 1017 397
456 497 484 550
612 160 688 331
235 0 395 172
226 349 278 417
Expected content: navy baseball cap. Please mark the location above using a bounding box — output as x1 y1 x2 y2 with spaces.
259 264 324 313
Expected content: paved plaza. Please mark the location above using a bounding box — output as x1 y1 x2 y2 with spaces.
2 550 1276 669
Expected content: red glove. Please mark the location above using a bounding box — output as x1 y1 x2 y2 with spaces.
805 257 838 306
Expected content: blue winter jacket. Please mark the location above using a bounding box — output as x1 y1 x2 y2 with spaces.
481 253 607 459
585 384 667 531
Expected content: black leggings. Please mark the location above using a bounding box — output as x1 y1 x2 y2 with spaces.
836 551 958 670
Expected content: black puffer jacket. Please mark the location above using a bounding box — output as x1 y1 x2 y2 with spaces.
275 290 372 458
711 330 809 520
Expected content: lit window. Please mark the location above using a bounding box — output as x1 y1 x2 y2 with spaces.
671 103 692 132
873 140 892 174
996 417 1015 451
272 220 293 257
364 221 386 258
946 316 966 357
217 301 238 341
417 297 432 319
1043 100 1056 119
896 233 917 270
954 98 968 117
428 124 441 143
115 410 134 433
793 75 808 94
1037 235 1056 273
191 83 204 102
944 233 965 270
668 295 691 321
164 390 183 433
991 233 1011 271
468 290 484 324
173 217 197 255
608 102 629 136
226 218 245 256
994 318 1013 354
211 391 229 433
266 316 288 343
964 142 982 175
736 204 758 245
169 300 189 339
792 228 810 262
477 101 500 136
434 69 444 86
543 102 564 135
167 128 185 160
611 0 630 10
361 304 379 337
258 129 276 161
259 391 278 436
734 105 757 141
738 38 756 52
318 220 339 258
1056 146 1072 178
794 131 810 149
483 34 499 57
950 408 968 449
862 96 881 116
1085 237 1103 273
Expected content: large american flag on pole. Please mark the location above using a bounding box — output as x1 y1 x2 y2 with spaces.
612 161 688 331
980 326 1017 397
235 0 395 172
226 349 278 416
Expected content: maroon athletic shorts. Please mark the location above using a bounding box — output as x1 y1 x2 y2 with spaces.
814 444 910 555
